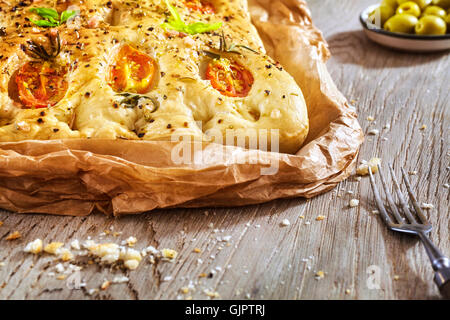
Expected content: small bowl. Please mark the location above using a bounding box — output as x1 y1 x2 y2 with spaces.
360 4 450 52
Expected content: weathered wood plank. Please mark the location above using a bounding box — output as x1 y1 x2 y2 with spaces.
0 0 448 300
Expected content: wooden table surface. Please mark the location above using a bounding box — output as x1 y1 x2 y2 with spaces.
0 0 448 300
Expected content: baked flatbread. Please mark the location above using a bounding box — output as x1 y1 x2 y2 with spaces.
0 0 309 154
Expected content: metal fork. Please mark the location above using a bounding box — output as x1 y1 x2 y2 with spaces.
368 164 450 299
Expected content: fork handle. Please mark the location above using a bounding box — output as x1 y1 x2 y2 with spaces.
418 232 450 299
435 267 450 300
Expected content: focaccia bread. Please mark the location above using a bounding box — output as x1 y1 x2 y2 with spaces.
0 0 309 154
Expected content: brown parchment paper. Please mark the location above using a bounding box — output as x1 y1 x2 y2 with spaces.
0 0 364 216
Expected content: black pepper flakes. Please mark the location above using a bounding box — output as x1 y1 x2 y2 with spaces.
37 118 44 124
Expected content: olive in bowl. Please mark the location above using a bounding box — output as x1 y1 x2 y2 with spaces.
415 15 447 34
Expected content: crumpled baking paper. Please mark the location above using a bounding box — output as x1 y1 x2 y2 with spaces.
0 0 364 216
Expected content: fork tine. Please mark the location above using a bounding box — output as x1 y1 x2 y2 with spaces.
376 164 405 224
388 164 418 224
400 167 430 225
368 166 394 226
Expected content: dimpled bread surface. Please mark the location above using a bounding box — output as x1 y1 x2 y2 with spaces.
0 0 309 154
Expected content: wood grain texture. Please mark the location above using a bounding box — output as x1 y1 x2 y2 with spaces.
0 0 448 300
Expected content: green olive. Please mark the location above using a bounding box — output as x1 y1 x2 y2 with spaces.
369 5 396 25
415 15 447 34
382 0 399 8
431 0 450 9
384 14 419 33
396 1 422 16
422 5 447 18
445 13 450 29
397 0 431 9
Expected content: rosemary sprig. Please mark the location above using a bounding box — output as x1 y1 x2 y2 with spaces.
203 32 259 59
116 93 159 113
23 32 61 60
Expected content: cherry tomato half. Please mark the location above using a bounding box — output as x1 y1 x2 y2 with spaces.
184 0 215 14
16 61 68 109
108 44 157 94
206 58 254 98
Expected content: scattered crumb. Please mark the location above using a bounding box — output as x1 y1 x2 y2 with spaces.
126 236 137 247
299 215 305 219
55 263 65 273
204 289 220 299
383 124 391 130
112 276 129 284
419 125 427 131
0 221 3 227
345 289 351 295
88 288 99 296
161 248 178 261
180 287 189 294
316 215 326 221
367 116 375 122
5 231 21 241
193 248 202 253
101 280 111 290
408 171 417 175
56 275 66 280
44 242 64 255
368 129 379 136
421 203 434 210
60 249 74 262
280 219 291 227
315 271 325 280
444 184 449 189
70 239 80 250
349 199 360 208
394 275 400 281
24 239 43 254
357 158 382 176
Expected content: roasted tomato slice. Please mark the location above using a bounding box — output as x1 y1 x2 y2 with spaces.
16 61 68 109
184 0 215 14
108 44 157 94
206 58 254 98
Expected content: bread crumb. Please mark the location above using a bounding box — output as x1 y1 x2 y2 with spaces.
357 158 381 176
315 271 325 280
204 289 220 299
112 276 129 284
101 280 111 290
394 275 400 281
161 248 178 261
349 199 360 208
193 248 202 253
60 248 74 262
56 275 66 280
367 116 375 122
280 219 291 227
6 231 21 241
180 287 189 294
44 242 64 255
316 215 326 221
70 239 80 250
345 289 351 295
24 239 43 254
368 129 379 136
126 236 137 247
421 203 434 209
419 125 427 131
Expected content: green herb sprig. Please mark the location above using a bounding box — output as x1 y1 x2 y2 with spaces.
29 8 78 27
160 0 222 35
203 32 259 60
116 93 159 112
